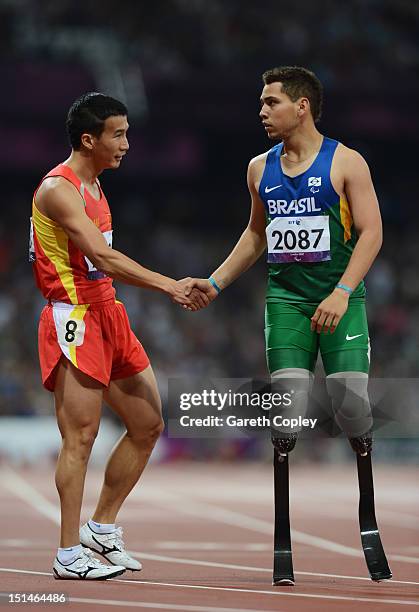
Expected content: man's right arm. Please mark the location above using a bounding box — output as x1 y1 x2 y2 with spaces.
184 156 267 300
37 178 206 308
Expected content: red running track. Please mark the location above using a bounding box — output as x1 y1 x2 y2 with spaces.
0 462 418 611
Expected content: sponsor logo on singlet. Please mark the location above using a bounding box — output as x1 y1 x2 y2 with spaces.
267 197 322 216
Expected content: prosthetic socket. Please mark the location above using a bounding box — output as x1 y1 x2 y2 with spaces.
270 369 373 455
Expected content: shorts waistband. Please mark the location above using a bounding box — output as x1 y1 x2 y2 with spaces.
49 298 119 311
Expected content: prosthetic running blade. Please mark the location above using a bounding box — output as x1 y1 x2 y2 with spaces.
357 452 392 581
273 451 295 585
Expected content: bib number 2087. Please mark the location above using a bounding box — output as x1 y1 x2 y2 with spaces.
266 215 331 263
271 227 324 251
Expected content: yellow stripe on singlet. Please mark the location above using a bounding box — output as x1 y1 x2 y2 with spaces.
68 304 89 367
340 195 353 243
32 201 78 304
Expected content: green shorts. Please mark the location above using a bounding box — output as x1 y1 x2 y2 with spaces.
265 300 370 375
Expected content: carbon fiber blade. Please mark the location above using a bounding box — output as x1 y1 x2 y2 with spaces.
273 451 294 585
357 453 392 581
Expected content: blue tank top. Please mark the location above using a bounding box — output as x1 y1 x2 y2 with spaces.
258 137 365 302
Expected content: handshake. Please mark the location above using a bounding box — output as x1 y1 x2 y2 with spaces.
168 277 220 311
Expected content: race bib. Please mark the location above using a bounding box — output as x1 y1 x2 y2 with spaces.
84 230 113 280
266 215 331 263
29 217 36 262
52 303 87 351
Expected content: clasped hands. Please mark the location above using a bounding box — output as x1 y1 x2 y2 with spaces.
169 277 219 311
170 280 350 328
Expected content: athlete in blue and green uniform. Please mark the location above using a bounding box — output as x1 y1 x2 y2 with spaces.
185 65 383 455
260 136 370 377
183 66 391 583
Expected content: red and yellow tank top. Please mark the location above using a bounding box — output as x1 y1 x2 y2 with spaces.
30 163 115 304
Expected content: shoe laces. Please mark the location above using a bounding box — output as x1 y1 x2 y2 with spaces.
104 527 125 551
75 549 103 570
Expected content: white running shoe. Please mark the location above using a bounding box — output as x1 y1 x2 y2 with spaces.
53 548 126 580
80 523 142 571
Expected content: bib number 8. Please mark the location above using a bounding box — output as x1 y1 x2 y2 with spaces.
65 320 78 343
271 227 324 251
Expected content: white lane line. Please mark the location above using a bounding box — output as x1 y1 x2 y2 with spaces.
0 539 43 547
134 488 419 563
389 555 419 564
3 467 419 570
0 569 418 607
317 506 419 531
133 551 419 586
0 539 419 568
130 482 419 506
69 597 282 612
150 542 419 570
360 508 419 529
104 577 419 607
2 533 418 575
132 552 267 572
155 542 270 551
0 568 51 576
1 468 60 525
131 488 363 557
2 557 419 588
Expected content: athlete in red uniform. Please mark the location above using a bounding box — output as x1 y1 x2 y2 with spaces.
31 93 207 580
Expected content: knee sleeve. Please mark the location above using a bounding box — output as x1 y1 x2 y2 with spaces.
270 367 313 436
326 372 373 437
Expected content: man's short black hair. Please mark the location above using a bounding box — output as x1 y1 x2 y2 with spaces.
66 92 128 150
262 66 323 123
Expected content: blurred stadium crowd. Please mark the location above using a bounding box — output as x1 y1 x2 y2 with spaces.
1 0 418 460
2 0 418 87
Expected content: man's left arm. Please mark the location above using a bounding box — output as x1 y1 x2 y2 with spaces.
311 150 383 333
